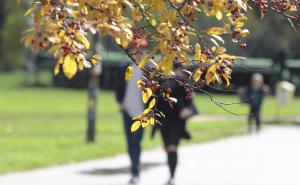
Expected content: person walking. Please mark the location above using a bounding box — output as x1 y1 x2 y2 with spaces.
246 73 269 133
114 41 148 185
155 67 197 185
272 40 290 81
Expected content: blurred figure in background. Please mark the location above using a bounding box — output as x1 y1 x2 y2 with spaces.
155 65 197 185
273 40 290 81
0 0 5 70
114 40 148 185
246 73 269 133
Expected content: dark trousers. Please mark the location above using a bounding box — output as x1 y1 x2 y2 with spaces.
248 107 261 132
123 111 143 177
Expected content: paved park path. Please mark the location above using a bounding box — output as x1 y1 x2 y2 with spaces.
1 126 300 185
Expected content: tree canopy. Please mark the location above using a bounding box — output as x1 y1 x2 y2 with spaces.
22 0 300 131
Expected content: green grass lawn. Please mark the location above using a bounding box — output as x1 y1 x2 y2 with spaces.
0 72 298 174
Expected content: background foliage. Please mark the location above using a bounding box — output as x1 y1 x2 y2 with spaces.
0 0 26 71
0 1 299 71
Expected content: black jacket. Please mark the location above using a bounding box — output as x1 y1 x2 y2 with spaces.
157 80 192 122
114 62 130 104
246 87 266 110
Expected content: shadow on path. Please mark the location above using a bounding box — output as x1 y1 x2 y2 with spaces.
80 162 164 176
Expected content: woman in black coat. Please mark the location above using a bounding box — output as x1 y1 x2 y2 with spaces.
156 73 197 185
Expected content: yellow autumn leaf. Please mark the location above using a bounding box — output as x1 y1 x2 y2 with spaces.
192 68 203 82
234 16 247 24
212 46 226 55
131 121 141 132
150 117 155 125
58 56 64 64
142 88 152 104
159 52 175 74
193 43 202 61
216 10 222 20
152 0 167 12
143 108 151 115
76 53 91 70
137 79 145 88
78 62 84 70
76 32 90 49
117 37 131 49
132 7 143 21
63 54 77 79
223 24 231 30
211 34 225 44
205 64 218 84
91 54 101 65
166 10 177 24
235 21 244 28
178 51 190 64
240 29 250 38
24 5 36 16
114 28 133 49
138 54 151 69
148 98 156 109
125 66 133 81
222 74 231 87
215 73 222 84
115 37 121 46
142 120 149 128
132 114 142 120
207 27 228 35
219 54 246 60
54 63 60 76
81 6 88 15
288 5 297 12
171 0 184 3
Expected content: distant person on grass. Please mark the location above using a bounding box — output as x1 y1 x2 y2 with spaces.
114 39 148 185
273 40 290 81
246 73 269 133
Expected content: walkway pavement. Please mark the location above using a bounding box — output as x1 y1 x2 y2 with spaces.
1 126 300 185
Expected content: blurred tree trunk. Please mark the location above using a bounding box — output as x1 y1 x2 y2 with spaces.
86 34 101 143
0 1 6 70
